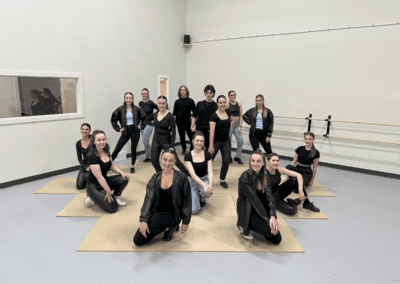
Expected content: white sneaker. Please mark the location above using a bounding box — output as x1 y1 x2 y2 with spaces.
85 197 93 207
116 198 126 206
238 226 254 240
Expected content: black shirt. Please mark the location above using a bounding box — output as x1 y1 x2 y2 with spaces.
173 97 195 124
266 169 281 194
210 111 231 142
87 153 112 183
76 139 91 169
139 100 158 127
152 112 176 148
156 185 174 213
184 151 212 177
193 100 218 128
229 102 240 117
295 146 320 166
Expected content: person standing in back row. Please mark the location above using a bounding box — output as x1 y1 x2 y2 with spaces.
139 88 158 162
191 85 218 151
173 85 196 155
228 90 244 164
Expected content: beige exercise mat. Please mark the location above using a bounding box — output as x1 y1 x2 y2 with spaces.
192 216 304 253
279 176 335 197
196 193 237 217
77 212 194 252
35 177 83 194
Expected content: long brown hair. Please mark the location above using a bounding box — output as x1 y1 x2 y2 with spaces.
122 92 138 125
89 130 110 157
254 94 268 119
249 149 269 193
178 85 190 98
192 131 206 151
304 132 317 158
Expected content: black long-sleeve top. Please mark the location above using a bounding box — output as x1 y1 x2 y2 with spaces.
147 112 176 148
243 107 274 138
237 169 277 236
111 105 146 136
192 100 218 129
140 170 192 225
173 97 195 125
76 139 91 169
139 100 158 128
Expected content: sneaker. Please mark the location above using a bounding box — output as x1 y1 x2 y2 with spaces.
116 198 126 206
84 197 93 207
234 156 243 164
303 202 320 212
130 167 135 174
162 225 178 242
287 198 301 206
220 181 228 188
182 149 186 155
143 158 151 163
200 199 206 208
238 226 254 240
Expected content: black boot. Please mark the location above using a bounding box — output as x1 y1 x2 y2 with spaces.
234 156 243 164
163 225 178 242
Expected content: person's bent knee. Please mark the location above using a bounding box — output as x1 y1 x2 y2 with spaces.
192 209 200 215
287 206 297 216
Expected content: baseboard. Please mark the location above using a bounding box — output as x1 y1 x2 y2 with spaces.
1 142 398 189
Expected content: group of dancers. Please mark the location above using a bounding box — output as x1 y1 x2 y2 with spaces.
75 84 321 246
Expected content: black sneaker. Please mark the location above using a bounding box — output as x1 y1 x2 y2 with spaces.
220 181 228 188
130 167 135 174
143 158 151 163
162 226 177 242
303 202 320 212
200 200 206 207
287 198 301 205
234 157 243 164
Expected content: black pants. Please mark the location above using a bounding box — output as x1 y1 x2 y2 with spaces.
133 212 179 246
285 164 312 197
196 126 210 151
249 129 272 154
212 138 231 180
111 125 140 165
272 179 297 216
86 175 128 213
177 122 194 151
151 135 189 176
249 213 282 244
76 168 89 189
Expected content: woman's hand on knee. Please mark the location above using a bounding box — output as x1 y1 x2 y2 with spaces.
204 185 212 197
270 216 279 235
104 190 114 203
121 172 130 181
139 222 150 238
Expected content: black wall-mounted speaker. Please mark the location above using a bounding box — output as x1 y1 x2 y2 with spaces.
184 35 191 44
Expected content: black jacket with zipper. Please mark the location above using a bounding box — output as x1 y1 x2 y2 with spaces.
111 105 146 136
242 107 274 138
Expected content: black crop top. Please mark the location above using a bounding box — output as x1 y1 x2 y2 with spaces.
184 151 212 177
228 102 240 117
210 111 231 142
295 146 320 166
266 169 281 194
87 154 112 183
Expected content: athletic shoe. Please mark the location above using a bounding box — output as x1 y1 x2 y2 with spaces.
130 167 135 174
234 157 243 164
287 198 301 206
200 199 206 208
220 181 229 188
238 226 254 240
303 202 320 212
116 198 126 206
143 158 151 163
163 226 178 241
84 197 93 207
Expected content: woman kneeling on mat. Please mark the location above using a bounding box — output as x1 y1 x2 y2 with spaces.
236 149 281 244
285 132 320 212
133 151 191 246
266 153 305 216
85 130 130 213
76 123 91 189
184 131 213 214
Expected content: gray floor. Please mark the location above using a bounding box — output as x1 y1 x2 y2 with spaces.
1 150 399 284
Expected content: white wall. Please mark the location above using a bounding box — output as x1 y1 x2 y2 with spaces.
0 0 187 183
186 0 400 174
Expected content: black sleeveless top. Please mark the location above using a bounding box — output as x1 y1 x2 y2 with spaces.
229 102 240 117
267 168 281 194
156 185 174 213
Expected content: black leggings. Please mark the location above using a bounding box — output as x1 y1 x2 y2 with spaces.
196 126 210 151
151 135 189 176
111 126 140 165
249 213 282 244
177 122 194 151
285 164 312 197
133 212 179 246
86 175 128 213
212 139 231 180
272 179 297 216
249 129 272 154
76 169 89 189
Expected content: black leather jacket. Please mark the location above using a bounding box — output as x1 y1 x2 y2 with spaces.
237 169 277 236
111 105 146 136
242 107 274 138
140 170 192 225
